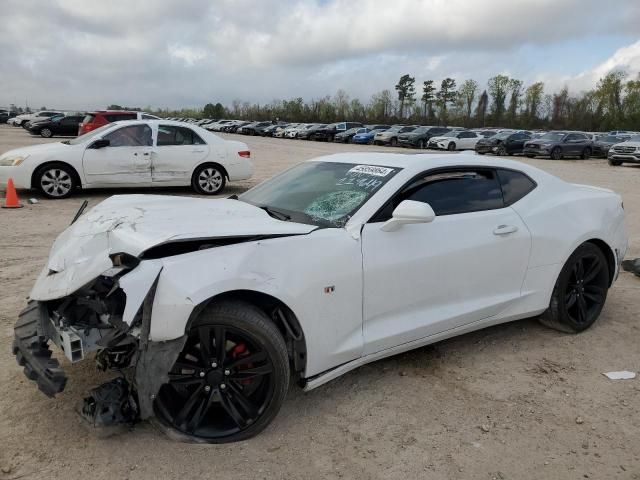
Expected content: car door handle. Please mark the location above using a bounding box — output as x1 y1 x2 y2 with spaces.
493 225 518 236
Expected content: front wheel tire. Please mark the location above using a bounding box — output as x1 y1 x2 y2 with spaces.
35 164 77 198
539 243 609 333
608 159 622 166
40 128 53 138
447 142 456 151
550 147 562 160
154 302 290 443
192 164 226 195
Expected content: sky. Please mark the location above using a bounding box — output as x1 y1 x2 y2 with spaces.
1 0 640 111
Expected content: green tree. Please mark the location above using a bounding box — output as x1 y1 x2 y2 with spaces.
507 79 523 127
523 82 545 124
436 78 457 125
203 103 216 118
595 71 626 129
421 80 436 121
487 74 510 125
395 74 416 118
369 89 394 122
623 76 640 129
458 79 478 126
476 90 489 126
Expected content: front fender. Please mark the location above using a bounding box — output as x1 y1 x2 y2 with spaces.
147 230 364 378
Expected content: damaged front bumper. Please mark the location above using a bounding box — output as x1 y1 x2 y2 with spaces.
13 302 67 397
12 270 186 425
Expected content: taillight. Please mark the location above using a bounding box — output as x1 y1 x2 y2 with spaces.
238 151 251 158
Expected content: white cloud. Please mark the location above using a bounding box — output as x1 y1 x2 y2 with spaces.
168 45 207 67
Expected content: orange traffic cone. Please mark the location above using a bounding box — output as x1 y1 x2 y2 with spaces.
2 178 23 208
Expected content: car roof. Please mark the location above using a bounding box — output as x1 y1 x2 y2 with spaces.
306 152 554 181
109 119 203 128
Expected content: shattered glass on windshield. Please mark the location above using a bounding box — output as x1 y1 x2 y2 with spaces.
238 161 400 227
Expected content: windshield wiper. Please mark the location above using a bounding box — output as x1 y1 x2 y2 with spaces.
259 206 291 221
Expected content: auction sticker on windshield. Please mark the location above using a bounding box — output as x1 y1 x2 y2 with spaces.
347 165 394 176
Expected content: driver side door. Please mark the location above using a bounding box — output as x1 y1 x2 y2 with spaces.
82 124 153 186
361 168 531 355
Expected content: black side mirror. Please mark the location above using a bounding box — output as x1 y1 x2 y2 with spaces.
90 139 110 149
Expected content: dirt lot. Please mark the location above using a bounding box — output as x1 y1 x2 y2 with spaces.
0 124 638 480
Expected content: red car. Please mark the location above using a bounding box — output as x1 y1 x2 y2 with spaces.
78 111 159 135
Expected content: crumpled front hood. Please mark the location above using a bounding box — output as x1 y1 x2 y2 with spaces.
30 194 317 300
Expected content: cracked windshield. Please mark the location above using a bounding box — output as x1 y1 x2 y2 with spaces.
239 162 400 227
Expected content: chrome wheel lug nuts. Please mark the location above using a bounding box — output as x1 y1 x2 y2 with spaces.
224 369 230 376
211 362 218 368
220 383 226 390
204 385 211 392
199 371 205 377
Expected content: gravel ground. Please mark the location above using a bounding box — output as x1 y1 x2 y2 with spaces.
0 124 639 480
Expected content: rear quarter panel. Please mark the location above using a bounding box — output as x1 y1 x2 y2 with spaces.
512 181 626 270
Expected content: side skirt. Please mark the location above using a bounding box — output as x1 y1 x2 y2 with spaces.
303 308 546 391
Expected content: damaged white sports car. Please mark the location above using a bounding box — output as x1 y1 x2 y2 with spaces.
14 153 627 442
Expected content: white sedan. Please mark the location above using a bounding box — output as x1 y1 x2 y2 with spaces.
13 153 627 443
0 120 252 198
429 130 482 150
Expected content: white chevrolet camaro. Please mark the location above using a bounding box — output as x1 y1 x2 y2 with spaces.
0 120 252 198
13 153 627 443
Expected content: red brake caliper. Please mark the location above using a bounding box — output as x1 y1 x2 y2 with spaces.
231 343 253 385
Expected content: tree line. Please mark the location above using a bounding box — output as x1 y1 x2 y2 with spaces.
151 70 640 131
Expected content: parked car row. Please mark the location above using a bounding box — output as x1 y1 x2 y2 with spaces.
170 117 638 163
6 110 162 138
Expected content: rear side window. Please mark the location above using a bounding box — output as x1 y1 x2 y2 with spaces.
404 170 503 216
157 125 205 146
82 114 95 124
497 169 536 206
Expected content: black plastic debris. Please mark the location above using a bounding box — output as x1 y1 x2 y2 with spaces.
622 258 640 278
81 377 139 428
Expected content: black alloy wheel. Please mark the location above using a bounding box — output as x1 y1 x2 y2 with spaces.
540 243 609 333
40 128 53 138
581 147 591 160
447 142 456 151
154 302 289 443
390 137 398 147
550 147 563 160
496 145 507 156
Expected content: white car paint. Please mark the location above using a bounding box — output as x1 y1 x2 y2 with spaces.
10 110 62 126
430 131 481 150
26 152 627 387
0 120 252 192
